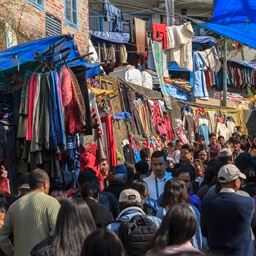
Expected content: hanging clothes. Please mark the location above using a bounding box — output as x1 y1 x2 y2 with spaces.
152 23 168 49
101 114 117 167
216 118 230 142
193 52 209 99
198 124 210 145
183 112 196 142
166 22 194 71
134 17 146 55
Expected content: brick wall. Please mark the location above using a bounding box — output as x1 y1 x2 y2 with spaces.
0 0 89 54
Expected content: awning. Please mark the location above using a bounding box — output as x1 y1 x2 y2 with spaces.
0 35 100 78
203 0 256 49
90 30 130 44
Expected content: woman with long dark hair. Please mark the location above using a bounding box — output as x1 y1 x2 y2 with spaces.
143 204 202 255
30 197 96 256
156 178 207 251
80 229 126 256
240 135 251 152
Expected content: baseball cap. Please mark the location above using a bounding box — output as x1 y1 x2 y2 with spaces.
218 148 232 158
119 189 141 203
218 164 246 183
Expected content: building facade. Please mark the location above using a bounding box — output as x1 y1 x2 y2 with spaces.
0 0 89 54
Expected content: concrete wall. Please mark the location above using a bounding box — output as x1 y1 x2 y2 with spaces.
0 0 89 54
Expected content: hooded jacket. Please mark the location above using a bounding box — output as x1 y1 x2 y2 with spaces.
143 171 173 199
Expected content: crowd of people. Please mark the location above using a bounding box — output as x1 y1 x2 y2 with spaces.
0 131 255 255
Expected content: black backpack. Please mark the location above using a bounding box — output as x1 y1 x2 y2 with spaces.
117 214 158 256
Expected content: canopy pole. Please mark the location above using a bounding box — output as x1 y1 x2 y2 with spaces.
222 38 227 107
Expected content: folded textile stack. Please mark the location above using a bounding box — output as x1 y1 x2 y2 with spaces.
214 91 243 102
164 77 192 92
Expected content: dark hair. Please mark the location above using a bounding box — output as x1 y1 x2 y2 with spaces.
197 135 205 141
78 168 99 186
181 144 193 153
162 147 169 157
197 147 209 163
240 135 251 151
168 142 175 147
251 135 256 149
151 151 166 161
209 133 216 139
135 161 149 175
80 229 126 256
0 203 6 213
218 135 224 141
161 178 189 208
101 158 108 163
29 169 49 189
52 197 96 256
130 178 148 199
219 155 233 165
81 181 99 199
177 165 195 181
143 204 196 254
207 158 220 169
140 148 151 160
124 162 135 185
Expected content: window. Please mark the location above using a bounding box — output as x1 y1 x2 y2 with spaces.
65 0 78 28
28 0 44 10
89 10 102 31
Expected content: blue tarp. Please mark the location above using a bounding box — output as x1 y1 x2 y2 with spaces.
90 30 130 43
203 0 256 49
0 35 100 78
228 60 256 70
192 36 217 50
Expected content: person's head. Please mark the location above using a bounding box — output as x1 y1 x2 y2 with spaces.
100 158 109 178
197 147 209 164
252 135 256 148
151 151 167 179
77 168 100 190
209 133 217 145
167 142 175 154
81 181 100 201
218 164 246 191
233 141 241 152
130 178 149 203
80 229 126 256
0 203 6 229
193 159 205 177
162 147 169 158
140 148 151 161
196 135 205 147
144 204 196 254
166 158 175 169
177 168 193 190
232 132 241 143
18 173 30 196
218 148 233 164
161 178 189 208
180 145 193 163
175 140 183 150
240 135 250 150
135 160 149 176
118 188 142 212
235 152 256 172
29 169 50 194
109 165 127 183
124 162 135 185
218 136 225 146
52 197 96 256
223 141 234 152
